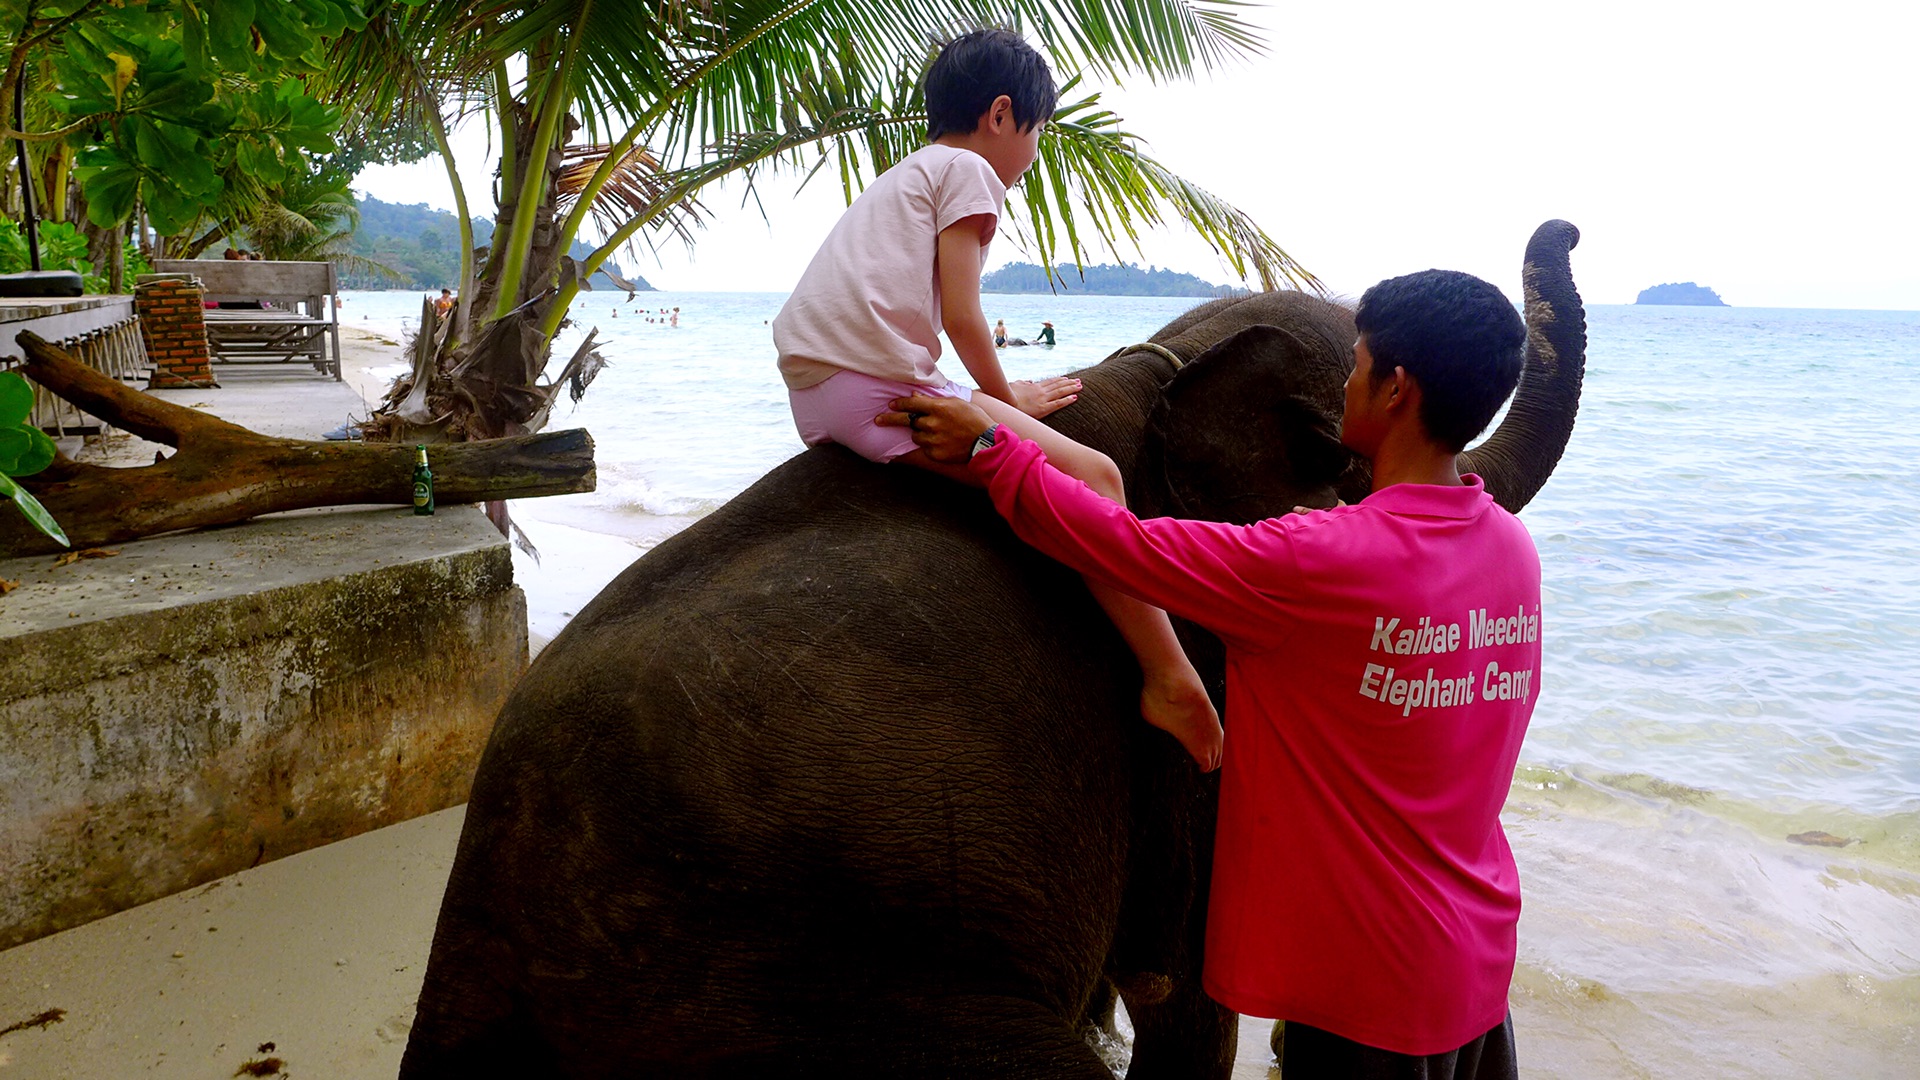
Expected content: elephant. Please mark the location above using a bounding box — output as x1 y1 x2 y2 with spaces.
399 221 1586 1078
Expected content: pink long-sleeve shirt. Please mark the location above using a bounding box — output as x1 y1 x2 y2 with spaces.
971 428 1541 1055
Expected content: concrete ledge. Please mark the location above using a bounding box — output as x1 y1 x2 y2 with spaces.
0 506 526 949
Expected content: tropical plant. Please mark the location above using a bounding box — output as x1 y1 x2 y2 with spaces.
0 0 364 268
0 370 66 546
326 0 1316 445
227 166 402 284
0 218 150 290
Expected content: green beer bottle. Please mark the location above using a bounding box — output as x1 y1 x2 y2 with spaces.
412 444 435 515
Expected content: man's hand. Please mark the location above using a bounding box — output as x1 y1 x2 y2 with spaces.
1010 376 1081 419
876 395 996 464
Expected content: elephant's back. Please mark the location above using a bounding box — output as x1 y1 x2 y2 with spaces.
528 444 1105 733
499 444 1128 850
442 447 1134 1058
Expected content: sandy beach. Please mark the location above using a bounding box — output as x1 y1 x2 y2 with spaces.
2 325 1916 1078
6 767 1913 1078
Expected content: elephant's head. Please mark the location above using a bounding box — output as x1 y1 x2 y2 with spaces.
1050 220 1586 522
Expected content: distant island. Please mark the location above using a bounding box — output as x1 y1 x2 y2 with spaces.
347 195 653 293
983 261 1238 297
1636 282 1727 306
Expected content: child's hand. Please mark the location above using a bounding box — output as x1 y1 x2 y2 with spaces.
1010 376 1081 419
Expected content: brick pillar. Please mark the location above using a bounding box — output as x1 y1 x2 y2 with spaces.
136 273 218 389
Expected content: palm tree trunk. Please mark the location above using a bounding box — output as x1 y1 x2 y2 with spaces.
375 51 585 453
491 13 587 319
43 142 66 222
81 217 119 286
425 90 476 343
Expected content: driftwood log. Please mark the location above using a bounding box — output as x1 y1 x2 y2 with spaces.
0 331 596 557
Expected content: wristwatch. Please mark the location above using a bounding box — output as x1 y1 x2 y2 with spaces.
969 424 1000 460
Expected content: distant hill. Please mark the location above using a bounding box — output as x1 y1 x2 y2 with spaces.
1636 281 1726 306
346 195 654 293
982 261 1237 297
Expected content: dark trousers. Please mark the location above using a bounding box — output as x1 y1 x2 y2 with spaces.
1279 1014 1517 1080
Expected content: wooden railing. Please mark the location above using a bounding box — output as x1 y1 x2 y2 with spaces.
0 296 147 435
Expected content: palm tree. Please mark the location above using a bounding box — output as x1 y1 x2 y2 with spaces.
326 1 1314 445
231 168 402 285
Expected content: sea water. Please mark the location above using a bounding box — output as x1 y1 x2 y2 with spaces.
340 291 1920 1075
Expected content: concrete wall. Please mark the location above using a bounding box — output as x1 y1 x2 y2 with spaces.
0 507 526 948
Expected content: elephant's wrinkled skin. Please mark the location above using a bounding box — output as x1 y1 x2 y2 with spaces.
400 222 1586 1078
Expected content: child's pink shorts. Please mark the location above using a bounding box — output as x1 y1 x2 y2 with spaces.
788 369 973 463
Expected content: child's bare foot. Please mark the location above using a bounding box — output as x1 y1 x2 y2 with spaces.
1141 668 1223 771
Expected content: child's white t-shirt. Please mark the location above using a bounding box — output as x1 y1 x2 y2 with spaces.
774 144 1006 391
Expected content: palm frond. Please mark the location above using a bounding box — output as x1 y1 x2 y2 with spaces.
321 249 408 283
652 0 1264 159
320 1 494 158
1020 87 1316 292
556 141 708 253
535 0 1264 247
589 61 1312 294
342 1 1303 343
244 204 326 255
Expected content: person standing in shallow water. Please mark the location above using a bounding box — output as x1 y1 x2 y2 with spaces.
993 318 1009 346
884 269 1541 1080
1036 319 1055 345
772 28 1223 769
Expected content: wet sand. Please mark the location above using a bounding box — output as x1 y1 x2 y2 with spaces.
3 329 1916 1077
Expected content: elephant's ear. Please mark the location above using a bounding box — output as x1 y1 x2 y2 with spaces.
1141 324 1356 524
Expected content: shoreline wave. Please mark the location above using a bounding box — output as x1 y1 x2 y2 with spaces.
1511 762 1920 873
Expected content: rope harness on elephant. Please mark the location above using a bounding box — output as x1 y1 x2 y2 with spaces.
1104 341 1186 369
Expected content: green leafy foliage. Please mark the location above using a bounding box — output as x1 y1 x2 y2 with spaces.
231 166 404 285
0 220 151 292
0 219 91 279
12 1 363 233
0 372 67 547
0 372 58 478
0 473 67 547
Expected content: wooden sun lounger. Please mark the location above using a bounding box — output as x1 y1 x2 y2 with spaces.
151 259 343 380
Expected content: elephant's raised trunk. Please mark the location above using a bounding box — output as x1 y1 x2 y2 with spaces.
1457 219 1586 513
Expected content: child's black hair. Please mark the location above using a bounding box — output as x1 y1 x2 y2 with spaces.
924 29 1057 140
1355 270 1527 452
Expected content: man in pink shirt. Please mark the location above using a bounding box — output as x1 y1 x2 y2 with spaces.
881 269 1539 1078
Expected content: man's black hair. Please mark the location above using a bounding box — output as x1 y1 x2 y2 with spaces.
924 29 1057 140
1355 269 1527 452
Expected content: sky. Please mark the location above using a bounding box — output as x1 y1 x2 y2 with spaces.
353 2 1920 309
